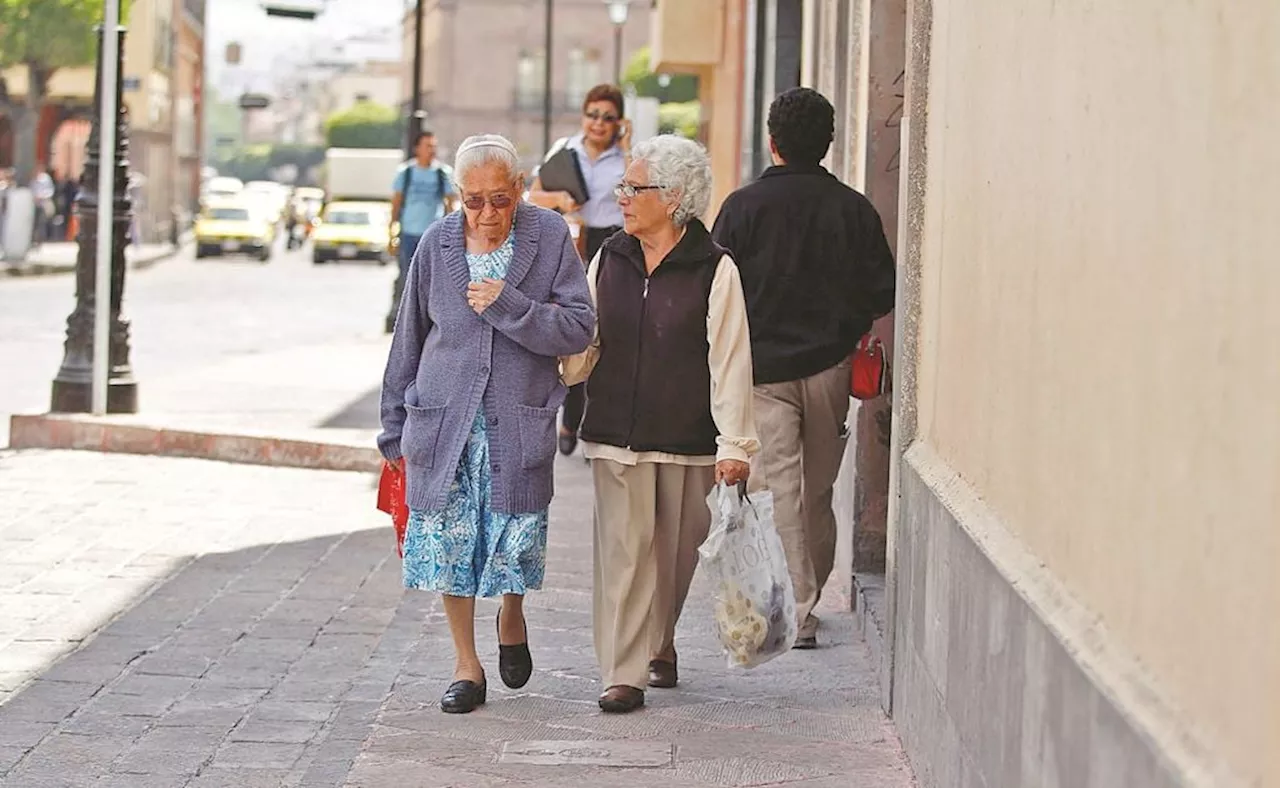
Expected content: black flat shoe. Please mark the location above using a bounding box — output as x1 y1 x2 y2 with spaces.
440 679 486 714
497 609 532 689
558 432 578 456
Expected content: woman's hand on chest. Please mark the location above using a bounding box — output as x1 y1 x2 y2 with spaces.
467 278 506 314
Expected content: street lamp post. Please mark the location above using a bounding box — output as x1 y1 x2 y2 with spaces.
542 0 554 154
50 20 138 414
606 0 630 83
407 0 425 156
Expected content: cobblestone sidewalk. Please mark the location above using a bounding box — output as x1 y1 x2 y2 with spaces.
0 450 915 787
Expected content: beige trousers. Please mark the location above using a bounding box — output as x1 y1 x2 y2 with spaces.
750 361 851 639
592 459 716 690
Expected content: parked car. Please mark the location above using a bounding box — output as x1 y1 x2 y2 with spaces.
193 198 276 262
311 201 390 265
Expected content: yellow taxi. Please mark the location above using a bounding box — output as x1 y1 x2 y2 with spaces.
194 198 277 262
311 200 391 265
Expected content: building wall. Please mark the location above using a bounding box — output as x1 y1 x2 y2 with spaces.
892 0 1280 785
325 65 401 116
405 0 649 168
122 0 177 241
174 7 205 214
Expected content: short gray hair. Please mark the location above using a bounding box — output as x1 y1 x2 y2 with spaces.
631 135 712 226
453 134 520 187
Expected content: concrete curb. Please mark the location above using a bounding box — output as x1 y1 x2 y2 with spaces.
8 413 382 473
3 241 188 279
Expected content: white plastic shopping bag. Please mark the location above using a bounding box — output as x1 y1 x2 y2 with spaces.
698 482 797 668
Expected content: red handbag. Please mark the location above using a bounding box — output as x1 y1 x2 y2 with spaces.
376 462 410 557
850 334 889 400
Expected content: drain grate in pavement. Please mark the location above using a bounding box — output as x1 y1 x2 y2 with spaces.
498 740 674 767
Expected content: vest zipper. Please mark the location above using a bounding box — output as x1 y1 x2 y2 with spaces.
625 275 650 450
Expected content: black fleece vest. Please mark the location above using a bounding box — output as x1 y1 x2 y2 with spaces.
580 222 723 456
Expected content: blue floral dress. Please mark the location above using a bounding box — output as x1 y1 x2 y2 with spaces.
401 226 550 598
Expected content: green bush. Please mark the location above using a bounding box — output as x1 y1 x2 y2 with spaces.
622 48 699 104
214 144 327 184
658 102 701 139
324 102 403 149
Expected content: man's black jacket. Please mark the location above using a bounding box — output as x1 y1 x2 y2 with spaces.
712 163 896 385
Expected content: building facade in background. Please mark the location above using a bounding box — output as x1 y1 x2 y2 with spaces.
400 0 649 167
325 61 402 118
173 0 207 218
121 0 177 242
657 0 1279 786
0 0 204 241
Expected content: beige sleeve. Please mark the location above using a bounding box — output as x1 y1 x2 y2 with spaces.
707 255 761 463
559 250 602 387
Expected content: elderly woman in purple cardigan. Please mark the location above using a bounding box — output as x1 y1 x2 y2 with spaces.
379 134 595 714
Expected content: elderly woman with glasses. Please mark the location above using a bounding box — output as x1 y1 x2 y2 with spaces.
379 134 595 715
562 135 759 713
529 83 632 458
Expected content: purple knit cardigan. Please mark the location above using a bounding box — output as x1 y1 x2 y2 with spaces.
378 202 595 513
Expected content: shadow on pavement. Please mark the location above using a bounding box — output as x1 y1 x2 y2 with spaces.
0 527 413 786
318 386 382 431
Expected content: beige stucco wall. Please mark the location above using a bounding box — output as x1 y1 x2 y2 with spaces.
913 1 1280 783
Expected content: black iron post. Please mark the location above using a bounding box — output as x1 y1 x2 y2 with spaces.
387 0 426 332
51 24 137 414
542 0 553 154
406 0 424 156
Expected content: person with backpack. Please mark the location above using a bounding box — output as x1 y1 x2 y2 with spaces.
389 130 458 307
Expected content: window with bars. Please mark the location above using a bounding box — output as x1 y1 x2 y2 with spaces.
515 50 546 109
566 48 603 109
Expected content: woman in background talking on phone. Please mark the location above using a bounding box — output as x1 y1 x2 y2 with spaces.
528 84 631 457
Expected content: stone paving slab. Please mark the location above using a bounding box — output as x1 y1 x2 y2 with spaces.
0 449 915 787
0 450 407 787
342 446 917 788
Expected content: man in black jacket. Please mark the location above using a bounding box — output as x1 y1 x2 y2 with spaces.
712 87 895 649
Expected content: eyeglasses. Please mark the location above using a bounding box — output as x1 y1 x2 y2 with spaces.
584 110 619 123
462 193 516 211
613 183 665 199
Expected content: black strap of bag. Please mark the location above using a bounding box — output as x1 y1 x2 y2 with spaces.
397 164 453 218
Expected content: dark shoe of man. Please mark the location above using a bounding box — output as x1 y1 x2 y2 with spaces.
793 613 820 649
647 657 677 689
599 685 645 713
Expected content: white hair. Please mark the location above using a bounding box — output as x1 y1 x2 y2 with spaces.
631 135 712 226
453 134 520 187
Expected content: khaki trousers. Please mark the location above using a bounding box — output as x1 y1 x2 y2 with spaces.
592 459 715 690
749 361 851 639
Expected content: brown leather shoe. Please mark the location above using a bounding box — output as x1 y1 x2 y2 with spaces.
647 659 677 689
598 685 645 713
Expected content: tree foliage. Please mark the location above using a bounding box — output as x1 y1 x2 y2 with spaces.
215 143 326 185
0 0 125 180
658 101 700 140
323 101 402 149
621 47 699 105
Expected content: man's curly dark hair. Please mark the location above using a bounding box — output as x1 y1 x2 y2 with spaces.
767 87 835 166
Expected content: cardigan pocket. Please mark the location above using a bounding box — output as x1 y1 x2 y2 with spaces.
516 405 558 470
402 404 447 471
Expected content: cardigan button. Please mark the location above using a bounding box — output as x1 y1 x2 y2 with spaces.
480 365 490 374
